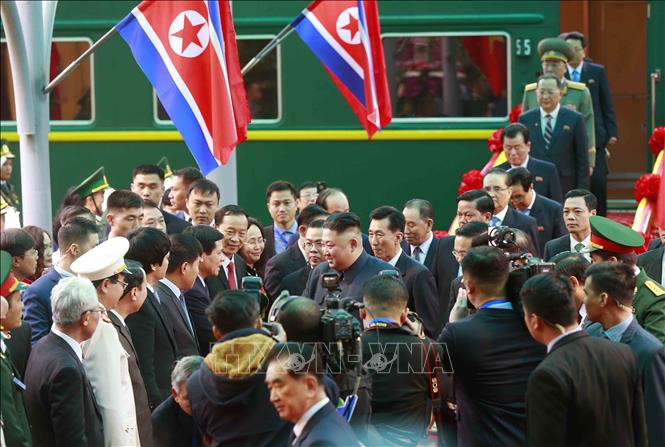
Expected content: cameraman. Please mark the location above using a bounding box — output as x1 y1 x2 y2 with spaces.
437 246 545 446
186 290 290 446
303 213 392 306
361 275 440 446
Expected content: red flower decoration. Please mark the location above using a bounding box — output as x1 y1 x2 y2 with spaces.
633 173 661 203
649 126 665 156
458 169 484 195
509 104 523 123
433 230 448 239
487 128 504 154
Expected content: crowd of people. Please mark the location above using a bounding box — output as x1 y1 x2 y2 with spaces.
0 33 664 447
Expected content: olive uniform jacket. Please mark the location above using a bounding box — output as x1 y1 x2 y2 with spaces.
522 79 596 167
0 341 32 447
635 268 665 345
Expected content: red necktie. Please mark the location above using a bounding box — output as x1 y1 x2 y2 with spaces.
227 260 237 290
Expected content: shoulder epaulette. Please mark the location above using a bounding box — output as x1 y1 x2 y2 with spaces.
524 82 537 91
566 80 587 90
644 280 665 297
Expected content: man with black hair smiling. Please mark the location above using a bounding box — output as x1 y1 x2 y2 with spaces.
438 246 545 447
521 273 647 447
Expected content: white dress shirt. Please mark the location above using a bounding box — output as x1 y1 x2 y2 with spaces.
546 327 583 353
492 206 510 226
570 234 591 260
410 232 434 264
387 248 403 267
108 309 126 327
292 397 330 440
567 61 584 79
511 155 530 169
159 277 182 299
540 103 561 136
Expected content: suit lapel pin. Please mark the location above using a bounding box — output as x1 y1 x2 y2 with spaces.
563 124 571 131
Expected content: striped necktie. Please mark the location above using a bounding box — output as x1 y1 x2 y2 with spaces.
544 114 553 151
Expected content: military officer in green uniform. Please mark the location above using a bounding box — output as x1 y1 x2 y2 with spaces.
1 250 32 446
583 216 665 344
0 139 20 208
63 166 111 221
522 38 596 171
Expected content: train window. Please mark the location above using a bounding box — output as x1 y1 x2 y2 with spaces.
155 36 280 123
1 38 94 124
383 33 509 121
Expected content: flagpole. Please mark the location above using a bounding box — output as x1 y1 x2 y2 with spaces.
43 26 116 94
241 14 305 75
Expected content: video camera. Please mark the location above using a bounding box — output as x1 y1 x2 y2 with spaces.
487 226 555 311
241 276 270 317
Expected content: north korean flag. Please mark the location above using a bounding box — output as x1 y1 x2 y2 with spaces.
293 0 392 137
116 0 250 174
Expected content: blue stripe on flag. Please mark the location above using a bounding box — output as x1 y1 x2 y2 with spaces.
294 15 366 106
206 0 223 49
116 13 220 175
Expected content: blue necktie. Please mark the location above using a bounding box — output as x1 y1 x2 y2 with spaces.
571 70 580 82
490 216 500 227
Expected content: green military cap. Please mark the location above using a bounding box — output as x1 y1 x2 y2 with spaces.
0 139 14 159
537 37 574 63
72 166 110 198
582 215 645 254
157 157 174 179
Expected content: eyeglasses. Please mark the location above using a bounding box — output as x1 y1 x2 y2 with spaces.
113 278 129 288
304 241 324 250
81 305 106 317
483 186 509 193
452 250 467 259
244 238 266 247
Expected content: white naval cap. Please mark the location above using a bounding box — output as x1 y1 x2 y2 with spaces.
70 237 131 281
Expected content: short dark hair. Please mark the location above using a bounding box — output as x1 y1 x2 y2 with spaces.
57 217 99 250
266 180 297 202
565 189 597 211
307 219 325 230
297 204 328 227
206 290 259 334
538 73 564 89
403 198 434 221
507 167 533 191
585 262 636 306
323 212 361 234
590 249 638 266
53 205 94 241
166 233 203 274
120 259 146 298
455 221 488 238
297 181 321 197
161 189 172 207
107 190 144 211
142 199 159 210
552 252 590 282
277 297 322 343
132 164 164 181
1 228 36 257
174 167 203 185
183 225 224 255
460 246 509 294
187 179 220 201
247 217 266 237
561 31 586 48
502 123 530 144
456 189 495 215
362 275 408 314
126 227 171 274
520 273 577 326
369 206 405 233
214 204 249 226
266 342 325 384
486 167 509 180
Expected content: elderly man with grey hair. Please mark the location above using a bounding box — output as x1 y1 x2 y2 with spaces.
23 277 105 447
151 355 204 446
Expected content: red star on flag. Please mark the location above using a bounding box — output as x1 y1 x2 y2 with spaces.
342 14 359 40
171 14 205 53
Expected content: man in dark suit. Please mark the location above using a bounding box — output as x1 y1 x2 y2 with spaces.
261 181 299 264
521 273 647 447
316 187 374 254
438 246 546 446
368 206 440 336
519 74 589 193
434 189 495 325
402 199 440 271
265 342 358 447
156 233 202 357
183 225 224 355
360 276 438 445
483 168 540 255
264 204 328 299
638 246 664 284
303 213 392 306
24 277 105 447
508 167 566 255
152 355 203 447
499 123 563 203
563 31 618 216
23 217 100 344
109 260 154 447
543 189 597 261
125 227 178 409
206 205 249 298
280 220 327 296
167 167 204 222
583 262 665 446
